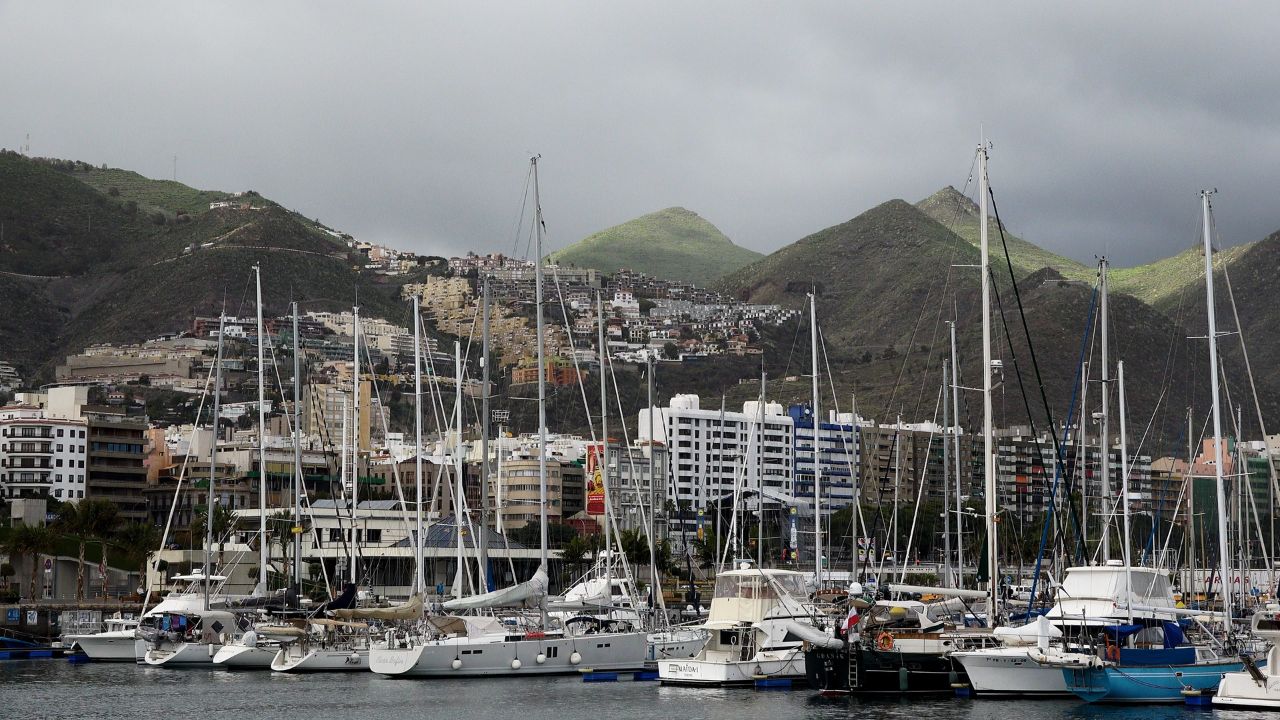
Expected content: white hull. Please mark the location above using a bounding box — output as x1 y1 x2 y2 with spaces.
657 649 805 686
953 647 1087 696
143 642 222 666
648 631 705 662
65 631 138 662
271 647 370 672
1213 670 1280 709
211 643 278 668
370 632 648 677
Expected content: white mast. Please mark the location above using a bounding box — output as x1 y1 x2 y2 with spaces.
978 139 999 627
1118 361 1134 623
205 313 226 613
1201 189 1233 636
350 306 360 586
809 292 822 585
943 359 953 587
253 265 269 590
291 305 302 591
532 155 549 568
949 320 963 584
1099 257 1111 561
413 295 424 595
453 340 465 600
598 292 613 593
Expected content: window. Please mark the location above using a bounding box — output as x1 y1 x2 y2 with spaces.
365 529 382 543
55 489 62 498
57 429 64 437
56 459 63 467
57 444 63 452
329 528 344 543
77 490 84 498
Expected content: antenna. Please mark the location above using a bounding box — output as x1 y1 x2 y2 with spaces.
22 133 30 156
173 155 177 181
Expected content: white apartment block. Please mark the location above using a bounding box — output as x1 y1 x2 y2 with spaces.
0 405 89 502
639 394 794 516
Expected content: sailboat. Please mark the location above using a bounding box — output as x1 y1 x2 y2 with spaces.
806 141 1008 695
1061 192 1246 703
143 313 247 667
273 302 414 672
213 269 295 668
368 156 648 678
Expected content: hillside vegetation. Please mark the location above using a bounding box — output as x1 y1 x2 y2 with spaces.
551 207 760 286
0 152 406 382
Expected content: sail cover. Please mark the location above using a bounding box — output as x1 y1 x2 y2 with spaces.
442 565 549 611
332 593 424 621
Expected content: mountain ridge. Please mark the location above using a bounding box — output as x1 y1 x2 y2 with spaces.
551 206 760 286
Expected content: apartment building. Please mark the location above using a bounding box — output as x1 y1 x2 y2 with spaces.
0 405 89 502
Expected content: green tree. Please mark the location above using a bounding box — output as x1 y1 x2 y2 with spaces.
113 521 160 593
190 503 238 567
2 523 56 600
55 499 119 601
663 341 679 360
560 535 592 583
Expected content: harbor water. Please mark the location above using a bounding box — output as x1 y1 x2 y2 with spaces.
1 660 1272 720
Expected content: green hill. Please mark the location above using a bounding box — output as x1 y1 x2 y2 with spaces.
915 186 1092 281
719 199 981 349
551 207 760 286
0 152 407 383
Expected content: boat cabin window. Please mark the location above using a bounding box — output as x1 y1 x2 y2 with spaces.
714 574 806 601
1256 618 1280 632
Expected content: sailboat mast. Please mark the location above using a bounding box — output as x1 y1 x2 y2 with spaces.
532 155 549 568
978 140 998 628
1201 189 1233 636
206 312 226 613
350 306 360 585
453 341 465 599
598 292 612 592
1118 361 1134 623
756 367 765 568
254 266 268 589
291 304 302 591
943 360 953 587
413 295 424 595
949 320 962 583
1100 258 1111 561
479 278 491 589
809 292 822 585
650 355 662 599
206 311 226 607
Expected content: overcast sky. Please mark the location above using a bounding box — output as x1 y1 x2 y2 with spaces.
4 2 1276 266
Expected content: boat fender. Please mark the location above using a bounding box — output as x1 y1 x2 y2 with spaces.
899 666 909 692
570 652 582 665
451 658 462 670
511 658 522 670
536 653 546 664
876 632 894 652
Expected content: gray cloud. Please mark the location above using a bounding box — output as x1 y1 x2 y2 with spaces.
3 1 1276 266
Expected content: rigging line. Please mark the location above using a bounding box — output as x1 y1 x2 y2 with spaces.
508 163 534 259
989 268 1086 578
818 324 870 569
987 186 1083 544
897 381 945 583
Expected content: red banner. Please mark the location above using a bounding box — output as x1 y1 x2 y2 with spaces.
586 443 605 515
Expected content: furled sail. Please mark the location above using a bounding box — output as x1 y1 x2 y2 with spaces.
442 565 548 611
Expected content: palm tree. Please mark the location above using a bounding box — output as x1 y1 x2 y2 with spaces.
2 523 57 601
55 499 118 601
190 503 237 569
560 535 591 584
113 521 161 595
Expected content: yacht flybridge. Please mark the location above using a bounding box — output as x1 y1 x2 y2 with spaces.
657 566 834 686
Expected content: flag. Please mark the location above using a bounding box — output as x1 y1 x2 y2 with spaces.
843 606 860 633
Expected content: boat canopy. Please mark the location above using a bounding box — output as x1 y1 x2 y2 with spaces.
333 594 424 622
